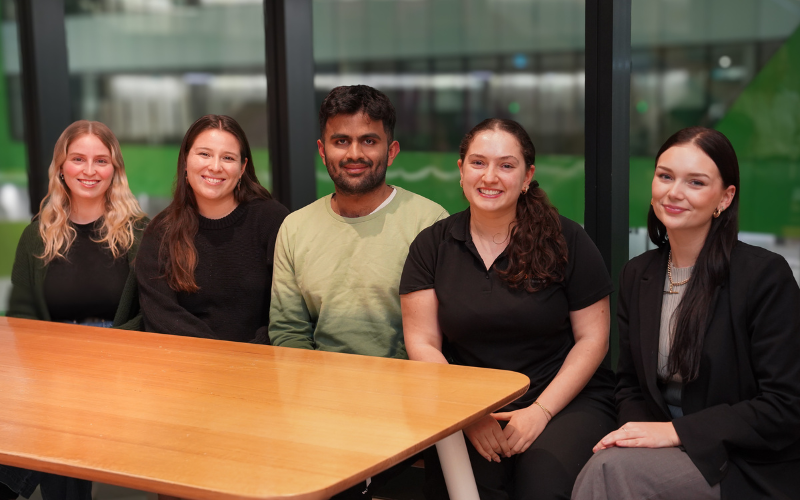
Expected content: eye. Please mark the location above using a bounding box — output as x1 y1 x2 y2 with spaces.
501 163 514 169
364 138 376 145
97 158 109 164
198 151 210 157
689 179 706 187
471 160 485 167
658 173 672 181
223 155 236 161
71 156 85 162
335 139 347 145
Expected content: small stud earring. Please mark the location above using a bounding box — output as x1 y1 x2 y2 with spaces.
522 185 529 194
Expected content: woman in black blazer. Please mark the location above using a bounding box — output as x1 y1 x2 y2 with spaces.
573 127 800 500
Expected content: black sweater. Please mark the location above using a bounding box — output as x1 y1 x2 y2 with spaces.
136 198 289 343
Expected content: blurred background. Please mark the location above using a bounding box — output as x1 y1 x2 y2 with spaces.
1 0 799 314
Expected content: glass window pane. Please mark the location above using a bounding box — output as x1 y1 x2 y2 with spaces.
313 0 586 223
65 0 270 217
0 1 29 315
630 0 800 283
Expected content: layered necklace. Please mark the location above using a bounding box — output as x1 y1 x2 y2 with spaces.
665 250 691 294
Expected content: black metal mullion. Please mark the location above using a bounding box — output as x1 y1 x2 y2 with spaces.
16 0 72 215
264 0 317 211
585 0 631 368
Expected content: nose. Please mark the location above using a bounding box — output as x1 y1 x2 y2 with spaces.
345 141 364 161
208 156 222 172
667 182 685 200
483 165 500 183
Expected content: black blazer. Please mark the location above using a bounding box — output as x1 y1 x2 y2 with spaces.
616 242 800 500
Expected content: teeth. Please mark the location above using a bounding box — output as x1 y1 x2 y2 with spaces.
203 177 224 185
79 180 99 187
480 189 501 195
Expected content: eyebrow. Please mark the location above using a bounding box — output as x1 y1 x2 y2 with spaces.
329 133 382 141
467 153 519 162
194 147 239 157
68 151 110 158
657 165 711 177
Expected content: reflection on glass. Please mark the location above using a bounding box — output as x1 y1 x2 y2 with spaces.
313 0 587 220
62 0 271 216
630 0 800 283
0 1 29 314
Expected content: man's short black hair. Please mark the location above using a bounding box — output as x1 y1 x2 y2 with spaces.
319 85 396 142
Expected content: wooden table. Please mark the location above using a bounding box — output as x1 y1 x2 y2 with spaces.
0 317 528 500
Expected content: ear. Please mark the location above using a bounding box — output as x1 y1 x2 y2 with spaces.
387 140 401 166
525 164 535 185
719 184 736 211
241 157 248 175
317 139 326 162
457 158 464 181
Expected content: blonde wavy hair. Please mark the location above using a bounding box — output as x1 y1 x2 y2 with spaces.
38 120 146 264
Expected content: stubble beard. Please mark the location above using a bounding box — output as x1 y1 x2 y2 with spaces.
325 151 389 196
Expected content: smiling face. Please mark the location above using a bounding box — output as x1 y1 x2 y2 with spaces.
458 129 534 217
185 128 247 218
61 134 115 216
652 143 736 239
317 112 399 196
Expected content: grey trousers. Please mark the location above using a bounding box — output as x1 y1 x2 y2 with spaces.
571 447 720 500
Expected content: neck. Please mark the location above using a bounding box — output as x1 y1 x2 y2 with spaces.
196 197 239 220
666 226 709 268
331 184 393 218
469 206 516 243
69 198 105 225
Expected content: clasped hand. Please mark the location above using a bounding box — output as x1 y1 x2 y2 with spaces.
464 406 548 462
592 421 681 453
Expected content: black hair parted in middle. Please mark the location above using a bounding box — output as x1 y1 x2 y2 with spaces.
318 85 397 142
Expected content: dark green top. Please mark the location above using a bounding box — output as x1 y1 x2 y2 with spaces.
7 218 148 329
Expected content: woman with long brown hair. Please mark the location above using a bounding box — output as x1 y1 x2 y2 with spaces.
1 120 146 500
136 114 288 343
572 127 800 499
400 119 616 499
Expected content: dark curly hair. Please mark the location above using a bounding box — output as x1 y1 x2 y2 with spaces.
460 119 568 292
319 85 396 141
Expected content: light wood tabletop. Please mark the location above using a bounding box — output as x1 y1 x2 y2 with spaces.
0 317 528 500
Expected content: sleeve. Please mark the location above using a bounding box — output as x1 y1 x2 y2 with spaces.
7 225 43 320
673 254 800 485
562 219 614 311
135 227 219 339
268 222 315 349
614 260 660 424
399 225 439 295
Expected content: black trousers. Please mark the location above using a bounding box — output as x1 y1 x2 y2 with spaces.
0 466 91 500
424 393 616 500
330 453 421 500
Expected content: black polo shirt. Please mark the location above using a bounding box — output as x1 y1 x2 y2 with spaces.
400 209 615 411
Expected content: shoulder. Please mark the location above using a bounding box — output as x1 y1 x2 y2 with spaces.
393 187 448 219
248 197 290 217
281 196 328 229
557 215 586 240
730 241 795 285
410 209 466 247
14 220 45 256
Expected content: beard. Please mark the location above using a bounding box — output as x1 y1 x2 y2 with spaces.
324 150 389 196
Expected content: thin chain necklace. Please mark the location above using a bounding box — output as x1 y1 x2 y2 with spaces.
666 250 691 294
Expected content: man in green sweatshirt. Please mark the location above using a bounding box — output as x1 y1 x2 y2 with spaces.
269 85 447 359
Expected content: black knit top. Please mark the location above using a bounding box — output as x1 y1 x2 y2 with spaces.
44 219 129 322
136 198 289 343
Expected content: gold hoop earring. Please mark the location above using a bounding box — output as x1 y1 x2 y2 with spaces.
713 208 722 218
459 179 463 188
650 199 654 206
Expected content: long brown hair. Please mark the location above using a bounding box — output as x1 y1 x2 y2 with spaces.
649 127 740 382
149 114 272 293
38 120 145 264
459 119 568 292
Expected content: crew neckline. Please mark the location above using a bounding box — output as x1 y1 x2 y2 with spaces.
198 201 249 229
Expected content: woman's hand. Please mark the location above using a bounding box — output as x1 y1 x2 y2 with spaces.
593 422 681 452
464 415 512 462
492 405 548 455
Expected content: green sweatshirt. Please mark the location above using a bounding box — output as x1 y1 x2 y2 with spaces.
7 219 147 329
269 186 447 358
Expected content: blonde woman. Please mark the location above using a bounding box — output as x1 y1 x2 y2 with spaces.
0 120 146 500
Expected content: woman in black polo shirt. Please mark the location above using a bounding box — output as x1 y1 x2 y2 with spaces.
400 119 616 500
